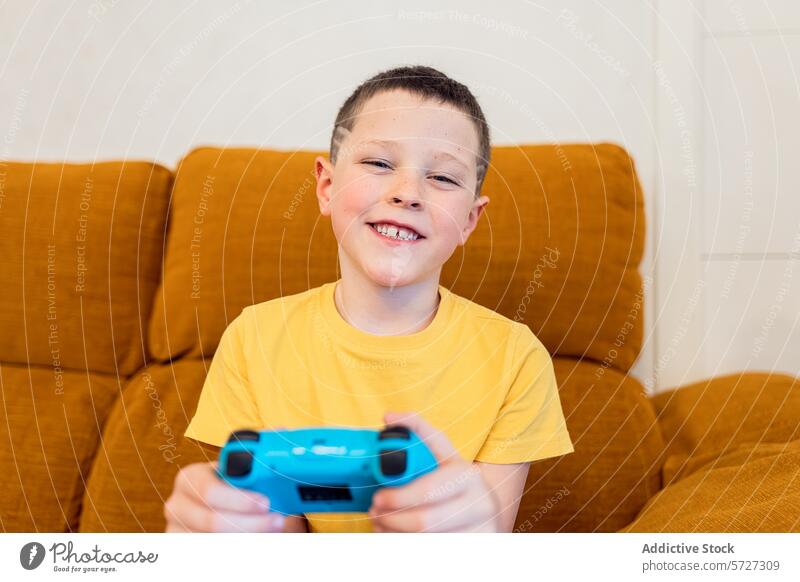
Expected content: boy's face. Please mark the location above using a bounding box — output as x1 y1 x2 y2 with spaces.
315 89 490 289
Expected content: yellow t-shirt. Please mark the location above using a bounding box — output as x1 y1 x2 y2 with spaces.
184 279 573 532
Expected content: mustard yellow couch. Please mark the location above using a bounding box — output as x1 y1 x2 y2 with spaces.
1 144 797 533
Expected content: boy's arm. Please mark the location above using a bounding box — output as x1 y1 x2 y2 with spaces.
183 438 310 533
474 461 530 532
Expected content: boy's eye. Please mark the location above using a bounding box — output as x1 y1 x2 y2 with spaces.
431 175 460 186
363 160 392 170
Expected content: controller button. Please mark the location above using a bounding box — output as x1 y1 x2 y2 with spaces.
228 429 260 443
298 485 353 501
378 425 410 441
226 451 254 477
379 449 407 476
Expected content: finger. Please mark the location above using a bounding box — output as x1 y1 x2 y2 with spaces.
371 495 467 533
383 411 458 463
204 481 272 514
165 496 215 532
166 495 285 533
373 460 476 511
211 510 286 533
372 491 492 533
174 462 220 506
177 462 272 513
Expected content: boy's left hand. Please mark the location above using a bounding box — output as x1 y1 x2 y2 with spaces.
368 411 501 532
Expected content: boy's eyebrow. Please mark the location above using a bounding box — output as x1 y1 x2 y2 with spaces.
357 139 473 172
358 139 400 150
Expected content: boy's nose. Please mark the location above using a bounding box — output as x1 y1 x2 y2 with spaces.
390 196 422 209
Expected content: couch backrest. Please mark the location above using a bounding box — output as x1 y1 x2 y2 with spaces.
0 161 172 375
149 143 645 372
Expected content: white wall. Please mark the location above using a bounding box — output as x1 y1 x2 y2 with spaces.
1 0 796 391
654 0 800 391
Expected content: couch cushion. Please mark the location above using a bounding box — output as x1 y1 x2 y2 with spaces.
0 161 172 375
513 357 664 532
79 360 210 532
622 439 800 532
149 144 645 372
0 363 120 532
148 147 337 362
652 372 800 483
448 143 646 372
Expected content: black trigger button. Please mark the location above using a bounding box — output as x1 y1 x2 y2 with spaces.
229 429 260 443
378 425 410 441
226 451 254 477
379 449 407 476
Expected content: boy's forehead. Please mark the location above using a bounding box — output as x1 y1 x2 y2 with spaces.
347 90 479 162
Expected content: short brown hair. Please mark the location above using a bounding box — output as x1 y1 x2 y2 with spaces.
330 65 491 196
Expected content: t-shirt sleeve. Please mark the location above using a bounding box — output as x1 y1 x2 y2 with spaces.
184 309 263 448
474 324 574 464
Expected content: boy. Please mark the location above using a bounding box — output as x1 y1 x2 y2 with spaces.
164 65 574 533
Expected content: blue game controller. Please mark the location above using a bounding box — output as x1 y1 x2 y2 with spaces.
216 425 438 515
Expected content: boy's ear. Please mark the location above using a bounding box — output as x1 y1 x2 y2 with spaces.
315 156 334 216
459 195 490 246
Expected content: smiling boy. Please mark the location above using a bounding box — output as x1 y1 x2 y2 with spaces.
166 65 574 533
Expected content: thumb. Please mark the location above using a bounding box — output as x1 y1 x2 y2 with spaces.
383 411 458 464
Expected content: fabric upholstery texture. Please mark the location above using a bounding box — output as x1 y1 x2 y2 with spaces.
652 372 800 483
445 143 645 373
0 161 172 375
0 362 120 531
513 357 664 532
623 439 800 532
78 360 211 532
623 372 800 532
148 147 337 362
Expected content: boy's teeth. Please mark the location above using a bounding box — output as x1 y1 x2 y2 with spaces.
372 223 420 241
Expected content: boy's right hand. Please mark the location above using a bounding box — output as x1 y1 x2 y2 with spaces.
164 461 288 533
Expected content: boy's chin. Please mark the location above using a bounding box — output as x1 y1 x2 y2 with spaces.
362 266 426 290
371 274 417 290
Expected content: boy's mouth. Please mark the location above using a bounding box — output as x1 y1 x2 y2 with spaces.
366 221 426 243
